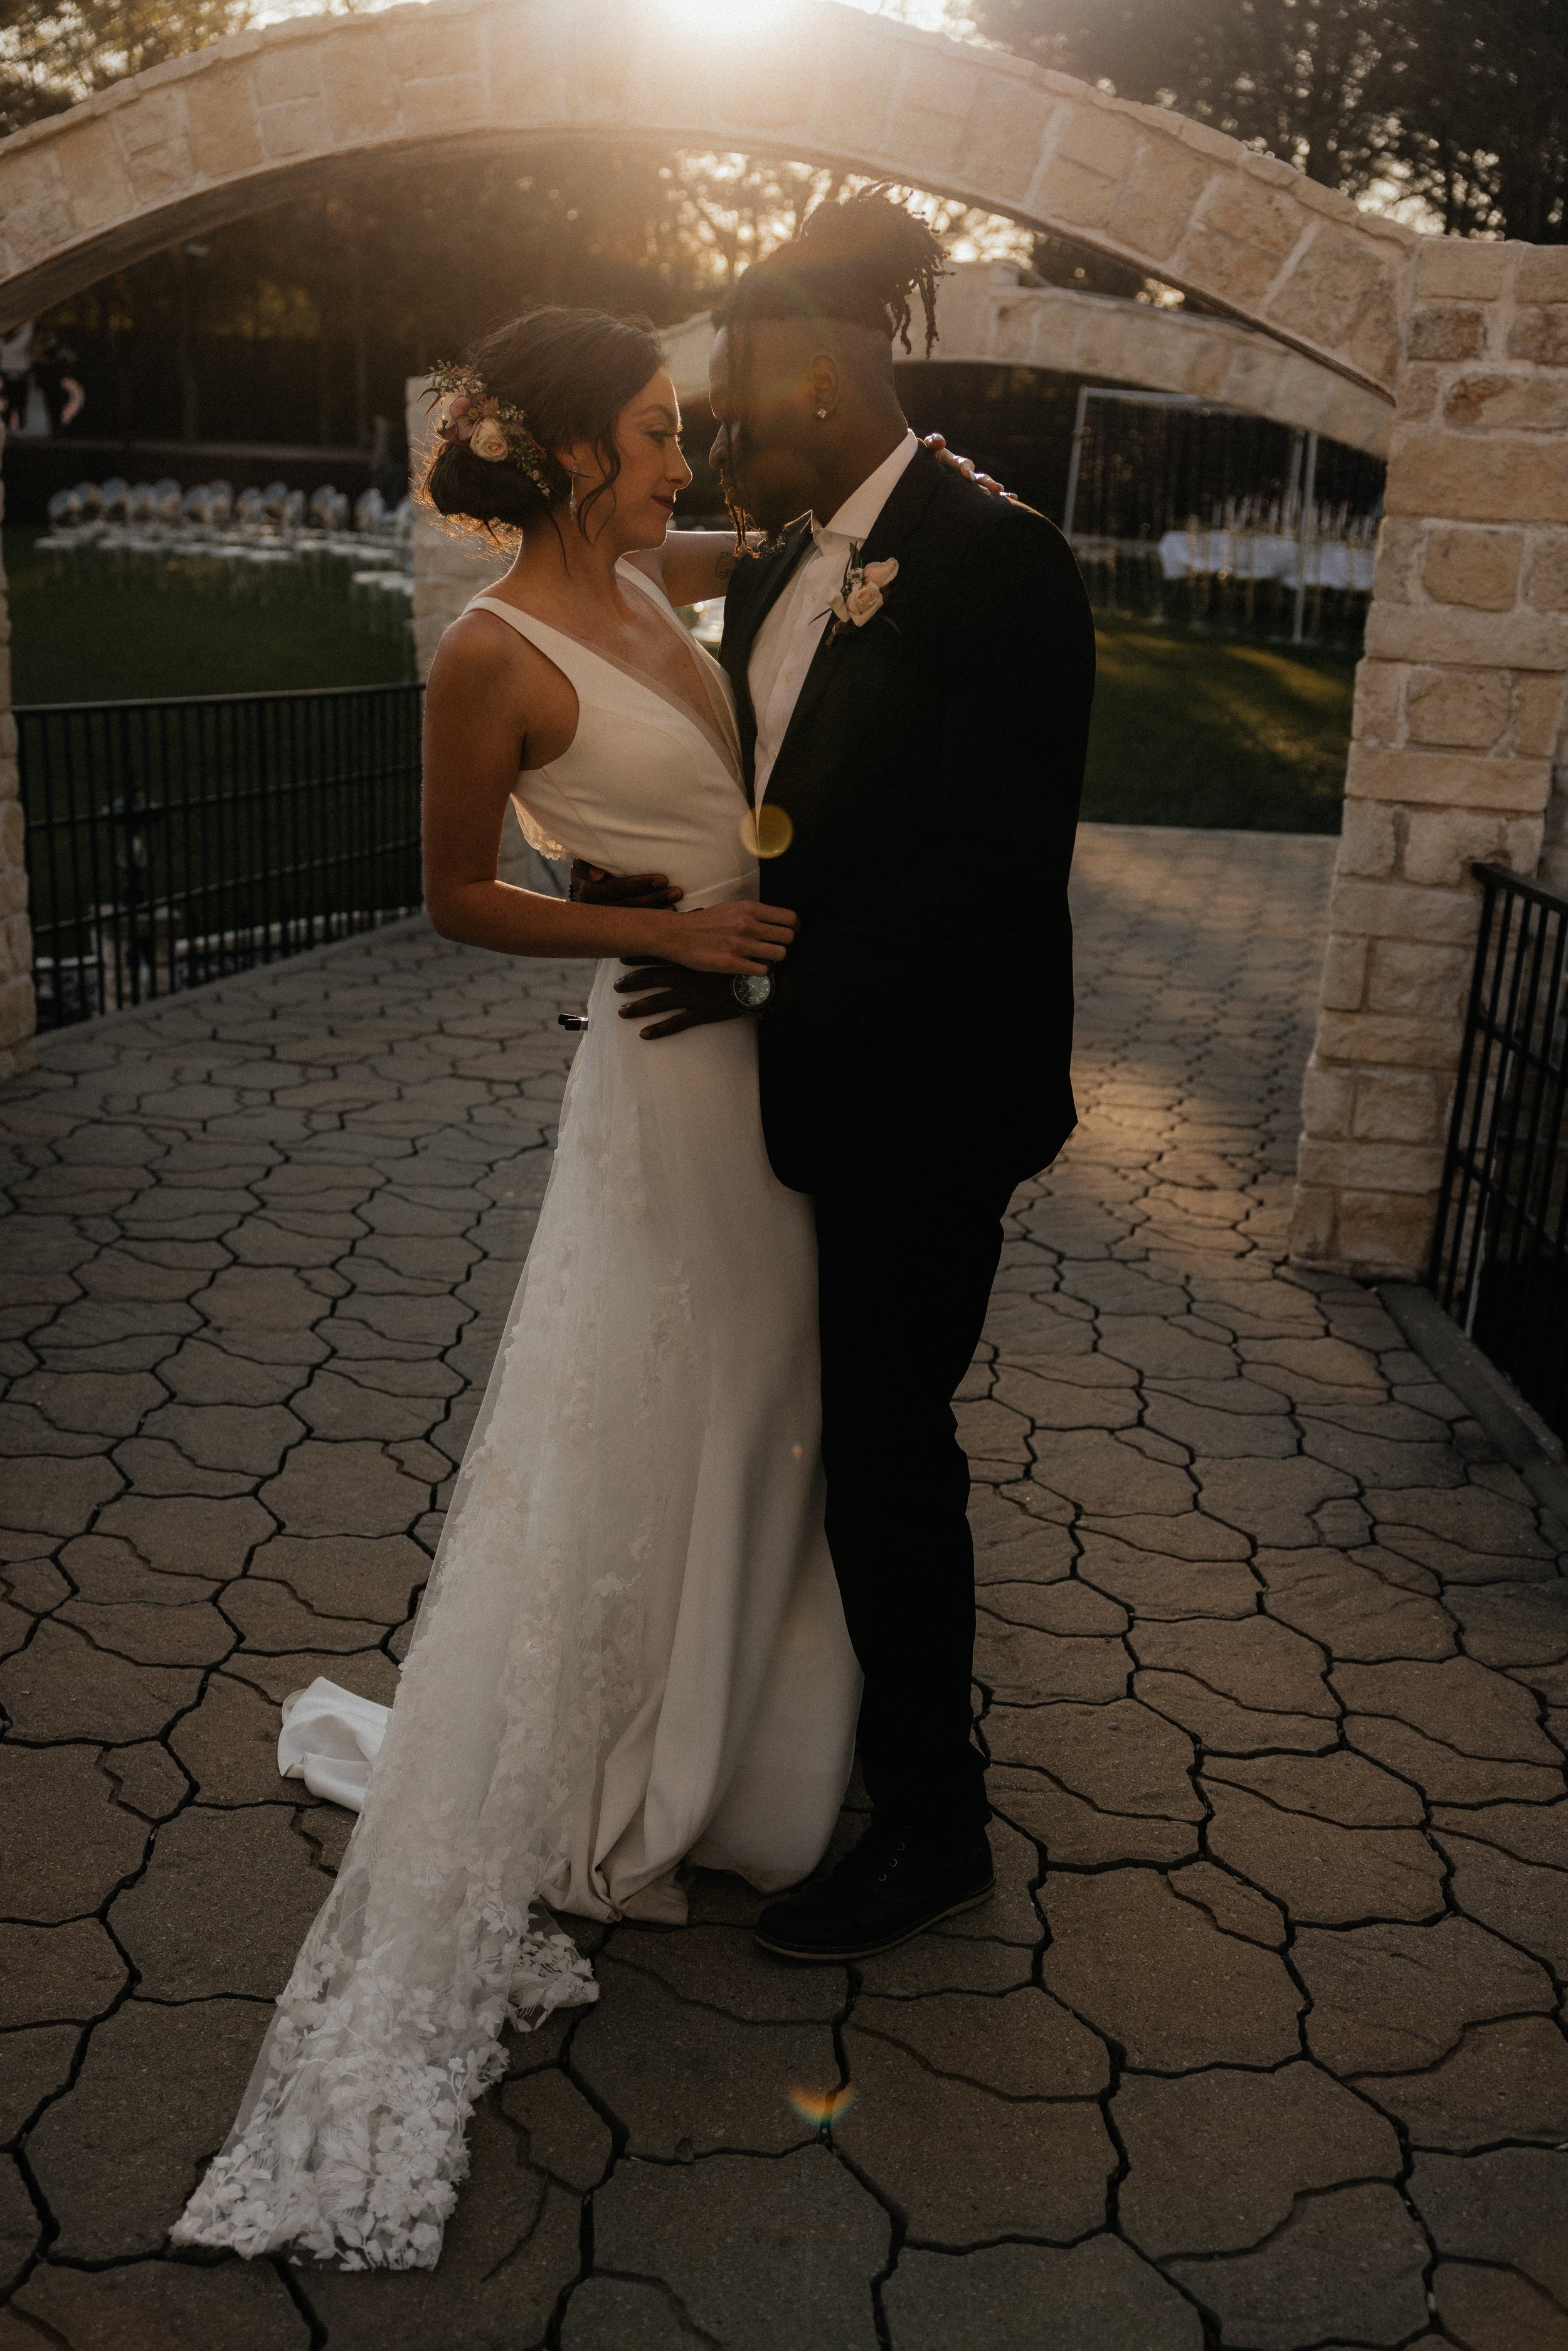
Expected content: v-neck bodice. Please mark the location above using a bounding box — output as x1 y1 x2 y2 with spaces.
468 564 755 911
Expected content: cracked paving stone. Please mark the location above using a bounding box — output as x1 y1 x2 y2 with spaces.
1412 2147 1568 2311
169 1671 295 1804
1029 1426 1195 1517
1165 2180 1429 2351
9 1367 166 1435
1168 1860 1285 1946
294 1366 444 1443
588 2145 888 2350
569 1953 832 2157
988 1763 1200 1864
1142 1389 1301 1459
299 2099 583 2351
1445 1579 1568 1669
978 1577 1128 1635
1296 1412 1467 1490
1134 1672 1339 1758
0 1617 201 1741
0 1449 123 1536
0 1919 126 2025
105 1739 189 1819
0 2154 38 2295
1202 1779 1444 1926
1296 1915 1555 2074
58 1591 235 1667
1438 1828 1568 1975
1076 1534 1260 1619
246 1531 426 1623
1116 2059 1402 2258
225 1645 398 1707
1207 1748 1425 1825
110 1436 257 1499
258 1438 433 1537
971 1617 1128 1702
852 1984 1108 2101
93 1491 272 1578
110 1804 327 1998
160 1335 320 1409
137 1401 304 1476
1257 1548 1457 1662
970 1499 1074 1586
882 2234 1203 2351
1369 1483 1555 1563
611 1921 845 2023
1431 2262 1568 2351
837 2025 1116 2244
991 1364 1140 1431
1131 1615 1335 1718
1353 2015 1568 2148
1194 1454 1359 1547
856 1930 1036 1995
0 1742 149 1918
559 2278 695 2350
223 1574 391 1653
497 2067 612 2191
1 2022 80 2136
1332 1657 1561 1764
1039 1868 1302 2068
26 1997 267 2258
1346 1709 1565 1806
9 2258 310 2350
59 1531 219 1610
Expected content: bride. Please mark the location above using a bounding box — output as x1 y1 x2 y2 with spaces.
172 304 867 2272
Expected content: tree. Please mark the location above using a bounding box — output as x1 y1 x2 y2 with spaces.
1375 0 1567 240
0 0 251 137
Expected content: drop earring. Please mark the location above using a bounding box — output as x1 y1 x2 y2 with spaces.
568 472 579 518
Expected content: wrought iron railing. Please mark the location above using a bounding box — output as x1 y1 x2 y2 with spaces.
1430 862 1568 1446
18 683 423 1027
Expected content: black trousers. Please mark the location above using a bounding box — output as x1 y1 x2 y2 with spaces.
812 1170 1015 1848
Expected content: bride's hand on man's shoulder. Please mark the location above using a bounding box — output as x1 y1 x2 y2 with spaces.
923 433 1010 501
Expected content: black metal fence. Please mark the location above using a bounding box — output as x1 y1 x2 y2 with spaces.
18 682 423 1027
1430 862 1568 1446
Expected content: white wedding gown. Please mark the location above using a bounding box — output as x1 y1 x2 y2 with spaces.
172 564 861 2269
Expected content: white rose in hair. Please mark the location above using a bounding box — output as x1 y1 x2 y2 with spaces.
469 419 509 462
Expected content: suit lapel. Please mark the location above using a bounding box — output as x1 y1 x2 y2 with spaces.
722 521 813 787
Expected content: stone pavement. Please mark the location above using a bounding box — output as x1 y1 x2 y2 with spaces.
1 823 1566 2351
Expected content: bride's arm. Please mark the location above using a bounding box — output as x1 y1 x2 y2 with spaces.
421 618 795 974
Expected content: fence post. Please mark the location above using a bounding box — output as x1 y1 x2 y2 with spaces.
0 416 38 1078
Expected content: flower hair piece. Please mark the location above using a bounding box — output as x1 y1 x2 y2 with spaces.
428 361 556 499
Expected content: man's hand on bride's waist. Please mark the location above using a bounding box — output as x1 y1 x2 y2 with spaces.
571 859 682 910
614 964 748 1041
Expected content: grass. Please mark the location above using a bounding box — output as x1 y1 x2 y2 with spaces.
4 529 414 705
1084 613 1356 834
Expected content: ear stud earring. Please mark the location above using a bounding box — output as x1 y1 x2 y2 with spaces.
815 407 829 420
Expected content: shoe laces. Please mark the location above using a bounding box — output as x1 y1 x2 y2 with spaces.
832 1822 909 1889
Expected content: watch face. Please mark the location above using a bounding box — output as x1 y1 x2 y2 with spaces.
734 972 773 1011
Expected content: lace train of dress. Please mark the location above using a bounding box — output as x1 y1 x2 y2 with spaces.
171 568 861 2269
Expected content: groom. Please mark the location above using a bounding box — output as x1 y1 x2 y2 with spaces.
608 191 1094 1959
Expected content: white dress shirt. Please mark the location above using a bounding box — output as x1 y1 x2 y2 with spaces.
747 428 919 807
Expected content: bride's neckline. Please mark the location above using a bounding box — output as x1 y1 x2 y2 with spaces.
471 564 741 786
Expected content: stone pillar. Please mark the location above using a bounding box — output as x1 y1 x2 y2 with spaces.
0 419 36 1080
1291 240 1568 1276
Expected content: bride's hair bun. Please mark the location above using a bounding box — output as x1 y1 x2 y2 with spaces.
423 307 662 537
711 186 948 356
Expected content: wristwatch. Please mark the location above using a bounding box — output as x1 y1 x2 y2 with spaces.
731 972 773 1013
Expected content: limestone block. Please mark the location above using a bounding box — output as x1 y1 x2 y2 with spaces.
1508 309 1568 366
385 15 482 92
1390 361 1444 423
1408 307 1485 363
396 70 487 139
1343 281 1402 396
1365 938 1473 1022
1405 668 1512 751
1370 517 1423 605
1345 745 1549 813
889 53 989 180
1512 673 1567 758
1181 173 1303 307
1525 535 1568 612
257 90 330 160
1352 1070 1444 1145
1335 874 1476 945
1313 1009 1465 1075
1422 526 1523 612
114 87 196 206
1366 600 1568 670
706 34 820 138
58 119 135 233
1415 239 1513 302
181 65 262 181
253 43 323 109
1337 799 1400 879
1332 1187 1439 1273
1387 430 1568 526
1301 1061 1355 1139
321 29 400 144
1319 935 1369 1012
1 148 78 270
1401 807 1542 889
1104 139 1212 265
1352 659 1404 743
1446 371 1568 432
1298 1138 1445 1196
963 75 1061 211
1270 223 1389 347
807 21 903 151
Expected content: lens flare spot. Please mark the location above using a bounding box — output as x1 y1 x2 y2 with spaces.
790 1442 804 1462
740 804 794 859
787 2082 857 2130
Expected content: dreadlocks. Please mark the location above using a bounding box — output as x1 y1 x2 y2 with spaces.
711 187 950 552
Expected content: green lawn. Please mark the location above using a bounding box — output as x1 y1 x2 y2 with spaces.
4 530 413 704
1084 615 1355 834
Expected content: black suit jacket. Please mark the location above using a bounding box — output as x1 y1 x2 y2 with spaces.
721 443 1095 1197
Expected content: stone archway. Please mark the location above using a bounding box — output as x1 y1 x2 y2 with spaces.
1 0 1564 1284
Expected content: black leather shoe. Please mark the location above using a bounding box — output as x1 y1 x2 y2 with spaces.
754 1822 993 1962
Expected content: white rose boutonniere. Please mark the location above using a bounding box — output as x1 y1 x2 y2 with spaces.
824 545 899 642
